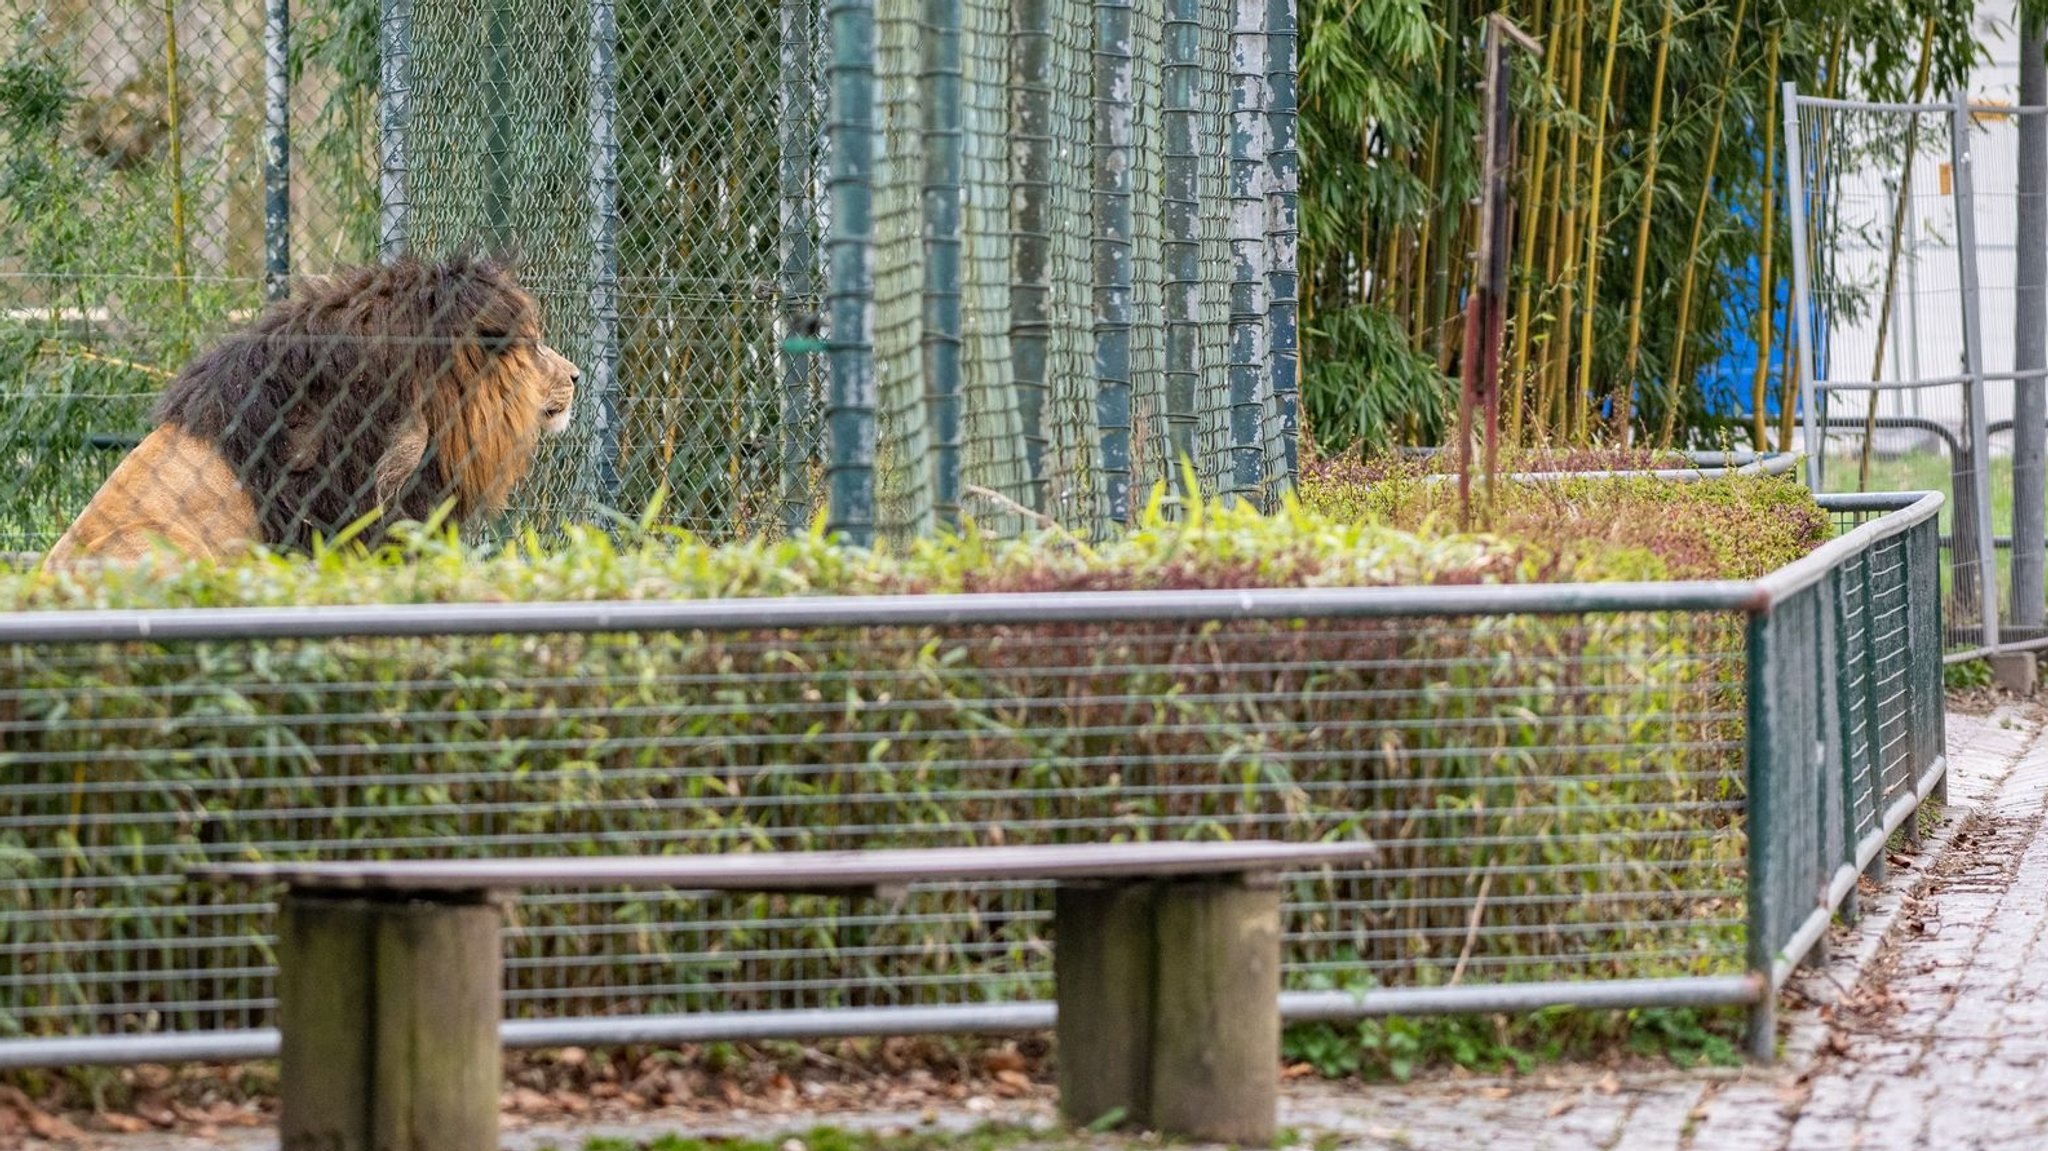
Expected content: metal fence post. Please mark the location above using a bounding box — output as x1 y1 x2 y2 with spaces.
378 0 412 261
586 0 621 513
1262 0 1298 500
1782 83 1820 489
1162 0 1202 489
1224 0 1267 505
779 0 822 534
1744 604 1782 1062
1907 516 1948 805
1010 0 1054 513
2017 88 2048 629
1094 0 1136 528
1951 87 2003 651
924 0 965 530
263 0 291 302
825 0 879 546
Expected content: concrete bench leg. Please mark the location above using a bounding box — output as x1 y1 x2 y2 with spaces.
278 888 503 1151
1054 875 1281 1145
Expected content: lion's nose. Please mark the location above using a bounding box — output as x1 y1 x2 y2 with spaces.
570 368 583 386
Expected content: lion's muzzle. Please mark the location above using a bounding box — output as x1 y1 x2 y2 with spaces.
536 342 580 435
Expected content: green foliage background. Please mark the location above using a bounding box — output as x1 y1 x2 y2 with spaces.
1301 0 1984 456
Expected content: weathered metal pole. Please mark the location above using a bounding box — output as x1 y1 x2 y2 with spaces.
1953 87 2002 651
2014 20 2046 631
1457 15 1539 528
262 0 290 302
586 0 621 512
377 0 411 261
823 0 878 546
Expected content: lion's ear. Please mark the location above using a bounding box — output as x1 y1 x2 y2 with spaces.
374 415 430 508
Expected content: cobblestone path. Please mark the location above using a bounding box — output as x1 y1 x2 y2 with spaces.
1286 703 2048 1150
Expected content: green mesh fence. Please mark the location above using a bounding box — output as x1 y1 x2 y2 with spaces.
2 0 1295 561
385 0 1297 545
0 0 382 560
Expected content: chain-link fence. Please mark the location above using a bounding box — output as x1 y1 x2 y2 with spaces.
0 492 1945 1067
0 0 382 561
2 0 1297 565
1787 85 2048 659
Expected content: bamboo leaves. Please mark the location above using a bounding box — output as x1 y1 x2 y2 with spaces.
1302 0 1981 457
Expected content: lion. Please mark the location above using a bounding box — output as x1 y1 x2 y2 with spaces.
44 255 579 568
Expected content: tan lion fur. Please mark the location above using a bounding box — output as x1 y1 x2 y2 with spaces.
44 426 260 565
44 255 578 569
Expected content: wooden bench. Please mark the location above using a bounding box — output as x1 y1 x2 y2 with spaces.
194 840 1375 1151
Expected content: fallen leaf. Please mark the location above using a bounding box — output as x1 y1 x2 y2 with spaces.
980 1048 1027 1075
27 1108 88 1142
1595 1072 1621 1096
509 1087 553 1114
1546 1096 1578 1118
98 1113 151 1134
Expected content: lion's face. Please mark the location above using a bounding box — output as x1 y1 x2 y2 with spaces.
527 341 579 435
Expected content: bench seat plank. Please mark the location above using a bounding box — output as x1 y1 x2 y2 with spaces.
191 839 1376 893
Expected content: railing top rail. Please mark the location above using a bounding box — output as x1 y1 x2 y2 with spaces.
1787 92 2045 115
0 494 1940 643
0 583 1767 643
1755 491 1944 607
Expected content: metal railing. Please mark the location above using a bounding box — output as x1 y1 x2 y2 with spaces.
0 491 1944 1067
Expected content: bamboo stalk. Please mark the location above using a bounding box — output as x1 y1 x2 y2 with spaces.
1856 18 1937 490
1656 0 1749 449
1572 0 1626 442
1428 0 1466 371
1412 120 1439 349
1611 0 1676 443
1750 24 1781 450
1510 0 1565 446
1548 0 1590 439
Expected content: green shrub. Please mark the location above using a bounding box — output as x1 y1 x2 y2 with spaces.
0 482 1823 1039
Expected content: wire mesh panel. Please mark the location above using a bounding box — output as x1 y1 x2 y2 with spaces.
0 605 1749 1049
0 2 380 561
1745 497 1944 1023
1787 90 2041 654
0 493 1949 1064
3 0 1298 561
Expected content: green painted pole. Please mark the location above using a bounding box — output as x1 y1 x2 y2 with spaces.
924 0 965 530
824 0 878 546
1095 0 1136 527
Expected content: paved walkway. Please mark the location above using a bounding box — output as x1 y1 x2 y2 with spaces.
52 704 2048 1151
1277 701 2048 1150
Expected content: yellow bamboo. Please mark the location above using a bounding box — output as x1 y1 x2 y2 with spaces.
1657 0 1749 449
1612 0 1677 443
1510 0 1566 445
1549 0 1590 439
1572 0 1628 442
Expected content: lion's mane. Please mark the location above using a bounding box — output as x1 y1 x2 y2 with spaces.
46 254 561 566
